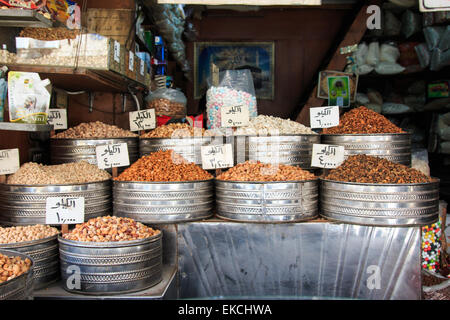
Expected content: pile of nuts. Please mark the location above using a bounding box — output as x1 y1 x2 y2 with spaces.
115 150 213 182
62 216 160 242
147 98 186 118
217 160 317 182
0 225 59 244
0 253 32 284
52 121 138 139
7 161 111 185
234 115 316 135
325 155 433 184
141 123 206 138
322 106 404 134
19 27 80 40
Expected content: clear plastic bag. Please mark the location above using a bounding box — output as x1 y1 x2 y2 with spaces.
411 148 430 176
355 42 368 66
382 102 414 114
414 43 431 68
439 26 450 51
383 11 402 37
380 43 400 63
401 10 421 39
366 42 380 66
424 26 446 51
375 62 405 74
430 48 450 71
146 88 187 118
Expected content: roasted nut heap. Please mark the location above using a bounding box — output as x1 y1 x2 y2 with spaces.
7 161 111 185
147 98 186 117
52 121 138 139
0 225 59 244
234 115 316 135
115 150 213 182
140 123 206 138
0 253 32 284
19 27 80 40
217 160 317 182
322 106 404 134
62 216 160 242
325 155 433 184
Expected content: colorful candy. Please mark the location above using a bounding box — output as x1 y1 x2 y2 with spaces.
422 221 442 272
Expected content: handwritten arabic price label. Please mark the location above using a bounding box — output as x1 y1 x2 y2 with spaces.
311 144 345 169
309 106 340 129
201 144 233 170
47 109 68 130
45 197 85 225
95 143 130 170
221 105 250 128
128 51 134 71
113 40 120 63
129 109 156 131
0 148 20 175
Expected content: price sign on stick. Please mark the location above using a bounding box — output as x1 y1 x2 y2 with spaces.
310 106 340 129
129 109 156 131
221 105 249 127
95 143 130 170
0 148 20 175
47 109 68 130
201 144 233 170
311 144 345 169
46 197 85 225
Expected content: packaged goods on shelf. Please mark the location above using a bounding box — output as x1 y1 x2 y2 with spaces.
146 88 187 118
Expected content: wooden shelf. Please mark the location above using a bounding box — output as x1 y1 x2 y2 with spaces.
0 122 53 132
7 64 147 93
0 9 53 28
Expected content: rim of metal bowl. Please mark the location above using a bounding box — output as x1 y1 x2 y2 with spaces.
319 177 440 186
139 133 320 139
57 231 162 248
0 233 59 248
215 177 320 184
0 179 112 188
51 137 138 141
320 132 411 137
113 178 214 184
0 249 34 287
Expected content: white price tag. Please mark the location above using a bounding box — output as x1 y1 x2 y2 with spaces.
46 197 85 225
128 51 134 71
311 144 345 169
309 106 340 129
139 59 145 76
201 144 233 170
129 109 156 131
47 109 68 130
0 148 20 175
221 105 250 127
95 143 130 169
113 40 120 63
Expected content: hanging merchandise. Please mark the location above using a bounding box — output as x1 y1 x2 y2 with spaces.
146 88 187 119
0 0 46 9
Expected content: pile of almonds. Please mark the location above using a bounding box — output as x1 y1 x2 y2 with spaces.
52 121 137 139
140 123 205 138
62 216 160 242
0 225 59 244
217 161 317 182
0 253 32 284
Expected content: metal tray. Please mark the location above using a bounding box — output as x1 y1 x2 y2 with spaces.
0 249 34 300
215 179 319 223
0 180 111 226
113 179 214 223
58 232 162 295
0 235 59 290
320 178 440 226
321 133 411 166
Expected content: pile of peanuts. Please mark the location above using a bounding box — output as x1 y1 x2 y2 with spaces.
217 161 317 182
0 225 59 244
0 253 32 284
147 98 186 118
19 27 80 40
115 150 213 182
7 161 111 185
234 115 316 135
325 155 433 184
140 123 206 138
62 216 160 242
52 121 138 139
322 106 404 134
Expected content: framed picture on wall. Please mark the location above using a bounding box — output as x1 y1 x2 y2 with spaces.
194 41 275 100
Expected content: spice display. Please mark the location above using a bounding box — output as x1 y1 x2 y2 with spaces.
7 161 111 185
422 222 442 272
325 155 433 184
62 216 160 242
422 272 448 287
234 115 316 135
19 27 79 41
0 225 59 244
148 98 186 117
0 253 32 284
322 106 404 134
217 160 317 182
115 150 213 182
140 123 205 138
52 121 137 139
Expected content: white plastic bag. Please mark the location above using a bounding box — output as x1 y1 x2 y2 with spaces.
356 64 374 75
355 43 368 66
366 42 380 66
380 43 400 63
356 93 370 105
375 62 405 74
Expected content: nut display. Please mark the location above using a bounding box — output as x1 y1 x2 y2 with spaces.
325 155 433 184
52 121 138 139
7 161 111 185
115 150 213 182
0 225 59 244
147 98 186 117
140 123 206 138
216 160 317 182
234 115 316 135
0 253 32 284
62 216 160 242
322 106 404 134
19 27 80 41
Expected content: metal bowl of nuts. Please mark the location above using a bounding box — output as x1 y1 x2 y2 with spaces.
0 180 111 226
320 178 440 226
0 249 34 300
113 179 214 223
321 133 411 166
58 231 162 295
0 229 59 290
